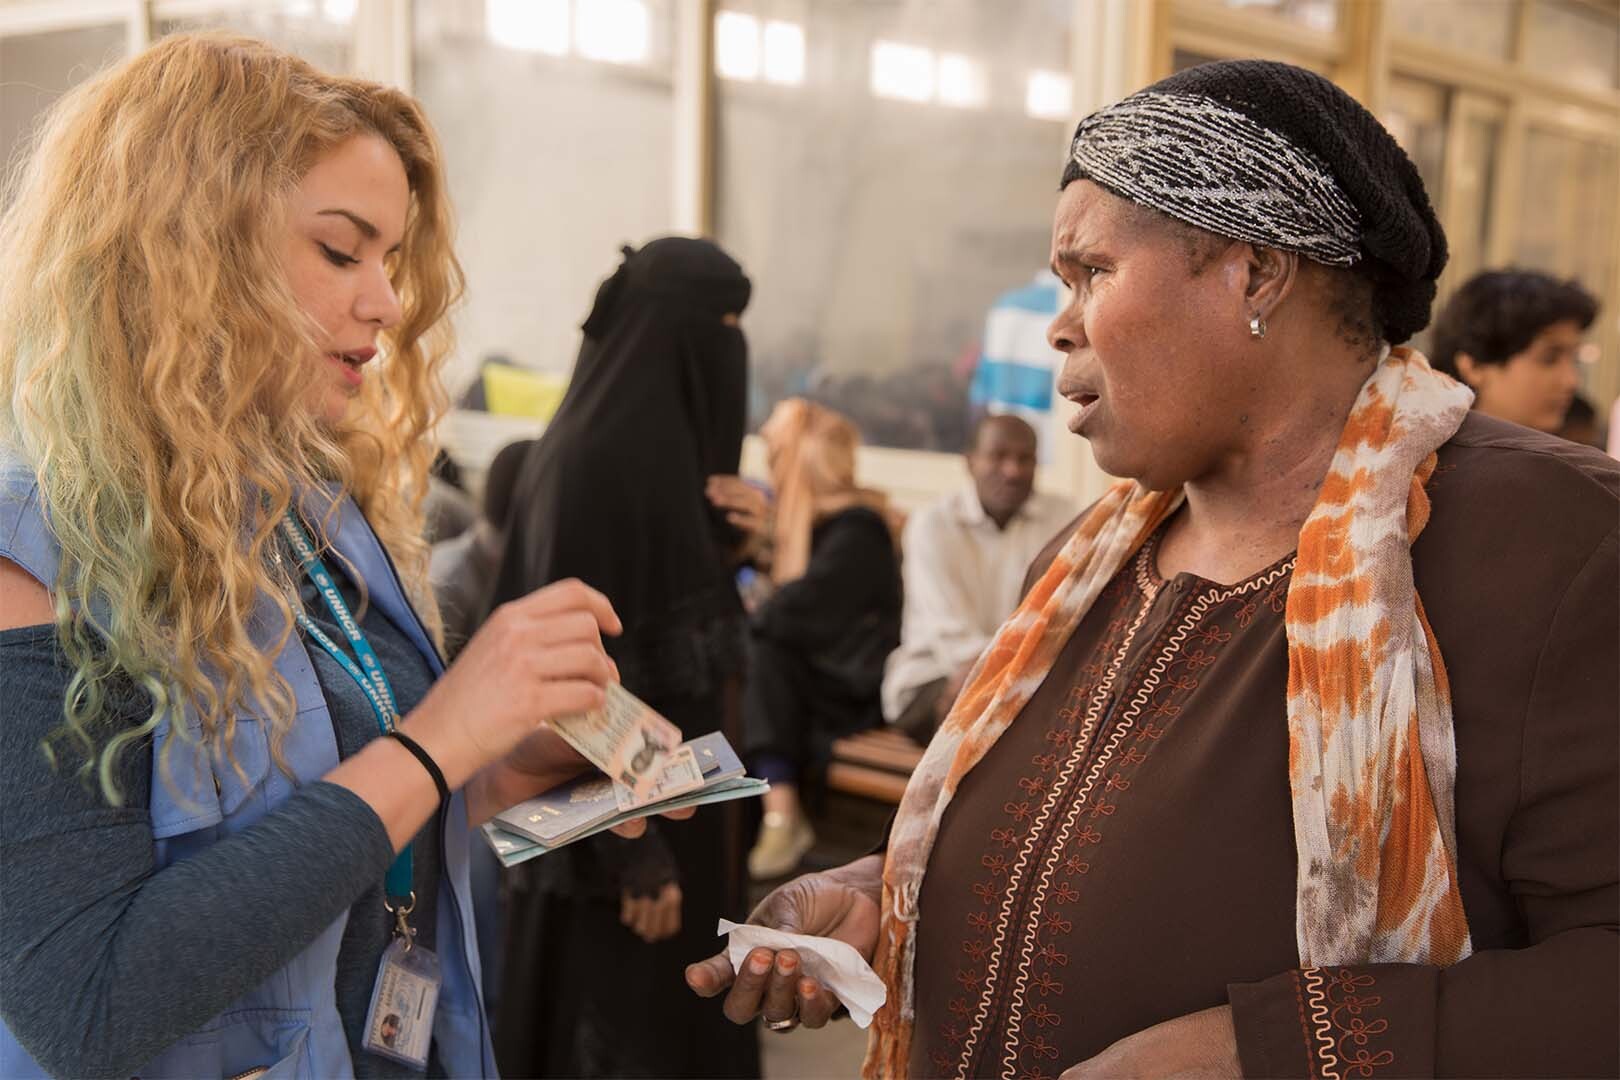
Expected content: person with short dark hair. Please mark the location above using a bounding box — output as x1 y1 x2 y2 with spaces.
429 437 536 658
1430 269 1599 433
882 414 1074 743
423 448 480 544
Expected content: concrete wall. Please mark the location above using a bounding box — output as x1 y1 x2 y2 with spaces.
714 0 1073 391
418 0 1075 432
0 23 126 185
416 27 676 393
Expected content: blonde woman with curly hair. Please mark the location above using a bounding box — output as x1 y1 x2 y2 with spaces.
0 34 658 1079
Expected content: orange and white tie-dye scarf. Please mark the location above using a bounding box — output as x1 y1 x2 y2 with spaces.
863 348 1474 1077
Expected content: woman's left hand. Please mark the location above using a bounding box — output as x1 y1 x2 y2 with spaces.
467 727 588 825
622 881 684 943
1059 1005 1241 1080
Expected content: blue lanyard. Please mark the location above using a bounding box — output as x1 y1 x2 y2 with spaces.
280 513 414 902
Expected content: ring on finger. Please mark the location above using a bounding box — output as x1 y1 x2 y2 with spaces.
765 1015 800 1033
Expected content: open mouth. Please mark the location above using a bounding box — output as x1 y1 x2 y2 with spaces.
327 349 374 388
328 344 375 372
1067 391 1101 433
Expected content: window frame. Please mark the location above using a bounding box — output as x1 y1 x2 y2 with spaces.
4 0 1613 490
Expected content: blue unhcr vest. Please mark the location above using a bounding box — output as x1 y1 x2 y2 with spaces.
0 453 497 1078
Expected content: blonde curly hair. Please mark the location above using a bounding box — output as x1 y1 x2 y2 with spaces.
0 33 463 803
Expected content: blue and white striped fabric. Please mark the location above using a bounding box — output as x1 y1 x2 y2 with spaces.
969 270 1066 461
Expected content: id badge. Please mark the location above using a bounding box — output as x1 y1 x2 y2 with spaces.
362 936 441 1070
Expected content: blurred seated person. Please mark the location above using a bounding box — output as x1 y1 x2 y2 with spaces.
745 399 902 879
882 415 1074 744
1556 393 1606 450
430 437 535 658
1431 269 1598 433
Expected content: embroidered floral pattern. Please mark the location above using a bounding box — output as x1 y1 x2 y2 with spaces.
996 566 1290 1079
926 542 1298 1079
1297 967 1395 1080
938 557 1148 1078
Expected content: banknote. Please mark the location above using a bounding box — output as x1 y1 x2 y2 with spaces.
548 682 682 803
613 745 705 812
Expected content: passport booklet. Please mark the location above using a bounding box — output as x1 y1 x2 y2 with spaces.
483 731 768 867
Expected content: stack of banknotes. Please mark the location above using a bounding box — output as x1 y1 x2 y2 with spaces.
483 683 769 867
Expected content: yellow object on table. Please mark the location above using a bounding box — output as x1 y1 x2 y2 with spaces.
482 363 567 421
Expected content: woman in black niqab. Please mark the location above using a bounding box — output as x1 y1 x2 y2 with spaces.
491 237 752 676
489 237 762 1079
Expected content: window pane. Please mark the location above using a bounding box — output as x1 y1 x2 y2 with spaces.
1523 0 1619 91
1387 0 1516 59
1213 0 1338 33
1172 48 1223 72
715 0 1072 453
1514 127 1618 300
1514 128 1620 398
154 1 352 73
1448 113 1501 286
1379 76 1452 354
1381 76 1449 203
1429 110 1502 352
1 23 127 185
414 0 675 391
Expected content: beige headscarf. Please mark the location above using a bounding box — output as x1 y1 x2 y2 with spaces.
760 398 896 584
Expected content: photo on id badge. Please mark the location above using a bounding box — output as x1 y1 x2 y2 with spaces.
363 937 441 1068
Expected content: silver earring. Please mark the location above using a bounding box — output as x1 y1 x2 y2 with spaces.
1248 314 1267 339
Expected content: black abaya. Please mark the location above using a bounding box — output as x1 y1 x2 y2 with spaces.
487 238 760 1079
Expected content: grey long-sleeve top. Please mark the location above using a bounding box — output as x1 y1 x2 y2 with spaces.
0 564 443 1078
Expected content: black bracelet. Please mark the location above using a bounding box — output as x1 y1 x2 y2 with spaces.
386 730 451 807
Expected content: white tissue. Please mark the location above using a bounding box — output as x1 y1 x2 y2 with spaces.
716 919 888 1028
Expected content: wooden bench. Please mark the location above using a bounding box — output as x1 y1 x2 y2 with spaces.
827 727 924 805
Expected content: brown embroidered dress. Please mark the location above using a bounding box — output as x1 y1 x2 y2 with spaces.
909 414 1618 1079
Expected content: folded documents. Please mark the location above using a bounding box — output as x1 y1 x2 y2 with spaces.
485 731 768 866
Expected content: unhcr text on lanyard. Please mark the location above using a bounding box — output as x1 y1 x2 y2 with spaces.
279 513 418 933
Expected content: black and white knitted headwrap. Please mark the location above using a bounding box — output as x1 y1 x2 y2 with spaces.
1063 60 1447 344
1069 90 1363 266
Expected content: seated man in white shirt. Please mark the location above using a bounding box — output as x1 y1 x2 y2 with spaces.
882 414 1075 742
